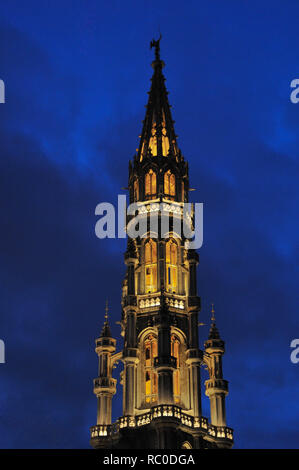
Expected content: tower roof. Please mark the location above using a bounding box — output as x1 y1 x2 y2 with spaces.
136 36 181 162
100 300 112 338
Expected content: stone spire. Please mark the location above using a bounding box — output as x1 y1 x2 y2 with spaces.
136 36 181 162
208 303 221 340
100 300 112 338
204 303 228 428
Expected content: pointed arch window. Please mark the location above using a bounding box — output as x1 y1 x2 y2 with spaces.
145 239 157 293
166 239 178 293
162 122 170 156
164 170 175 199
145 169 157 199
149 121 157 156
144 335 158 403
171 335 180 403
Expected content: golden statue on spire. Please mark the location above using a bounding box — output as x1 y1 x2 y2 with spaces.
150 34 162 61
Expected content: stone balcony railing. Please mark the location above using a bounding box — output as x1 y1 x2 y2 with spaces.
90 405 233 443
138 292 185 310
93 377 117 389
93 377 117 395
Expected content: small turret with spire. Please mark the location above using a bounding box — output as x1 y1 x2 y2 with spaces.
100 300 112 338
208 303 221 340
204 304 229 427
93 301 117 429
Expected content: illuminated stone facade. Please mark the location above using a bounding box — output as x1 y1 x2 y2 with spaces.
90 39 233 449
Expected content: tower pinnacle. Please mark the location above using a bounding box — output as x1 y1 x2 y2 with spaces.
150 34 162 61
211 303 215 322
208 303 221 340
100 299 112 338
105 299 109 321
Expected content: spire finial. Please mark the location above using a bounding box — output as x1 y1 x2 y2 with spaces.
211 303 216 323
105 299 109 322
150 34 162 61
208 303 220 340
100 299 112 338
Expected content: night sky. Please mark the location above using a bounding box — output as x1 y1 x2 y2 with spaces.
0 0 298 449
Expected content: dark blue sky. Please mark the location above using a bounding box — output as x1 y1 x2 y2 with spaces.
0 0 298 449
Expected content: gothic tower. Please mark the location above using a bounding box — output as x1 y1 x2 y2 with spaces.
90 39 233 449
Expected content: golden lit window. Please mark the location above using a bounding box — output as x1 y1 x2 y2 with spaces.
162 123 170 156
166 239 177 293
145 239 157 293
145 169 157 199
164 170 175 199
171 335 180 403
149 121 157 156
181 181 185 202
144 335 158 403
133 179 139 201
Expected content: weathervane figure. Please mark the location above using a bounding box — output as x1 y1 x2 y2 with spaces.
150 34 162 61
